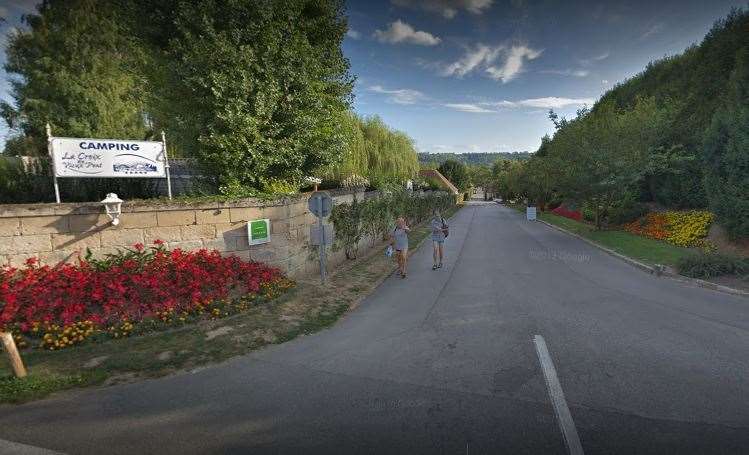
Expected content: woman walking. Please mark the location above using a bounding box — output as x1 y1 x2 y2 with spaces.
431 210 448 270
391 216 410 278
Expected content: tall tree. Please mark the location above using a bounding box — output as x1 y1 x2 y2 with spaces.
149 0 354 192
438 159 469 191
703 46 749 239
1 0 148 156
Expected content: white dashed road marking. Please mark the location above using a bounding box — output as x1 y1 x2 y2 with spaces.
533 334 585 455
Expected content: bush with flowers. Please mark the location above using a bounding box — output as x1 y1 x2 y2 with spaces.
623 210 713 247
551 205 583 221
622 212 669 240
0 241 294 351
664 211 713 247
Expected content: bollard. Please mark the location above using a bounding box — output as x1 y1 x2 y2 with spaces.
1 332 27 378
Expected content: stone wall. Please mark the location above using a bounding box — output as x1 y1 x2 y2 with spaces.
0 190 377 278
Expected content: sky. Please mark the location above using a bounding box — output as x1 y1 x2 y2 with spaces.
344 0 747 153
0 0 746 154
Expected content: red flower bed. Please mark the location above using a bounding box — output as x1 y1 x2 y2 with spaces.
0 242 290 343
551 205 582 221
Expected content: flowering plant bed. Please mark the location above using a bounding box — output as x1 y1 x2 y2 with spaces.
551 205 582 221
623 210 713 247
0 241 294 351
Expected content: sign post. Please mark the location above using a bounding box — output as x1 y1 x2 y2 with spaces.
47 124 61 204
308 191 333 284
161 130 173 200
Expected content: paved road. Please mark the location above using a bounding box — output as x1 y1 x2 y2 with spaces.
2 202 748 454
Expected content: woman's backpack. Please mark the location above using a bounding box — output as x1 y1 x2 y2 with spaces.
441 218 449 238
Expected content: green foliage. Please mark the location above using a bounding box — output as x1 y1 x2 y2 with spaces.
330 190 455 258
0 373 104 404
438 160 469 190
151 0 353 192
676 252 749 278
703 46 749 239
1 0 149 156
492 159 526 201
467 165 493 191
606 198 649 225
0 158 53 203
418 152 530 167
516 8 749 236
326 114 419 187
1 0 358 200
329 196 363 259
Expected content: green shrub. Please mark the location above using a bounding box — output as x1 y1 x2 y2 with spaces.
608 201 649 225
676 252 749 278
330 189 455 257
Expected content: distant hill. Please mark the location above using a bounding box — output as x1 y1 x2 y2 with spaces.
418 152 531 167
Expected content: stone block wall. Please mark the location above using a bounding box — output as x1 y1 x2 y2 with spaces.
0 190 376 278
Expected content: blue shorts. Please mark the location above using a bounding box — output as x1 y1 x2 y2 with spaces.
432 237 445 244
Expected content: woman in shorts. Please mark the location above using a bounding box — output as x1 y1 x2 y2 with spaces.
431 209 447 270
391 216 410 278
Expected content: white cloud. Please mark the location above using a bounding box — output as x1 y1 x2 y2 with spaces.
444 103 496 113
482 97 596 109
391 0 493 19
440 43 542 83
579 51 610 66
346 29 361 40
374 20 441 46
540 69 590 77
441 44 502 77
640 23 664 40
485 45 543 83
368 85 426 105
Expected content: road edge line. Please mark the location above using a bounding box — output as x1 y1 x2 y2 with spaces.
533 335 585 455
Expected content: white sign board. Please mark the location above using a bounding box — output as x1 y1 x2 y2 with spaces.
51 137 166 178
526 206 537 221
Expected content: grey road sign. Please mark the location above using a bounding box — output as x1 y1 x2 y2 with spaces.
308 191 332 218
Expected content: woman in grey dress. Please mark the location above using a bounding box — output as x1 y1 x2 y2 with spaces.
431 210 448 270
391 217 410 278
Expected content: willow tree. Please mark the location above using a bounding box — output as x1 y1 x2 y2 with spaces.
326 114 419 186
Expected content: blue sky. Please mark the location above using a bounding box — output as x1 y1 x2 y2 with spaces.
344 0 747 153
0 0 746 153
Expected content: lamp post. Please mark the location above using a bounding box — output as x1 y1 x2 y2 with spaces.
101 193 123 226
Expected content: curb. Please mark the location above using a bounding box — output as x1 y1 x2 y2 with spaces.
534 218 749 299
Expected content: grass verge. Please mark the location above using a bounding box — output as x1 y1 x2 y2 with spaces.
536 212 693 267
0 205 462 404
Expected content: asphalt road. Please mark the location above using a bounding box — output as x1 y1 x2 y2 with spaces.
2 201 748 454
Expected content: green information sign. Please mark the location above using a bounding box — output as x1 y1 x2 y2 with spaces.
248 219 271 245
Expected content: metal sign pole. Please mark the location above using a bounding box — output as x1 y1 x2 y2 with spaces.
47 123 61 204
317 197 327 284
161 130 173 200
